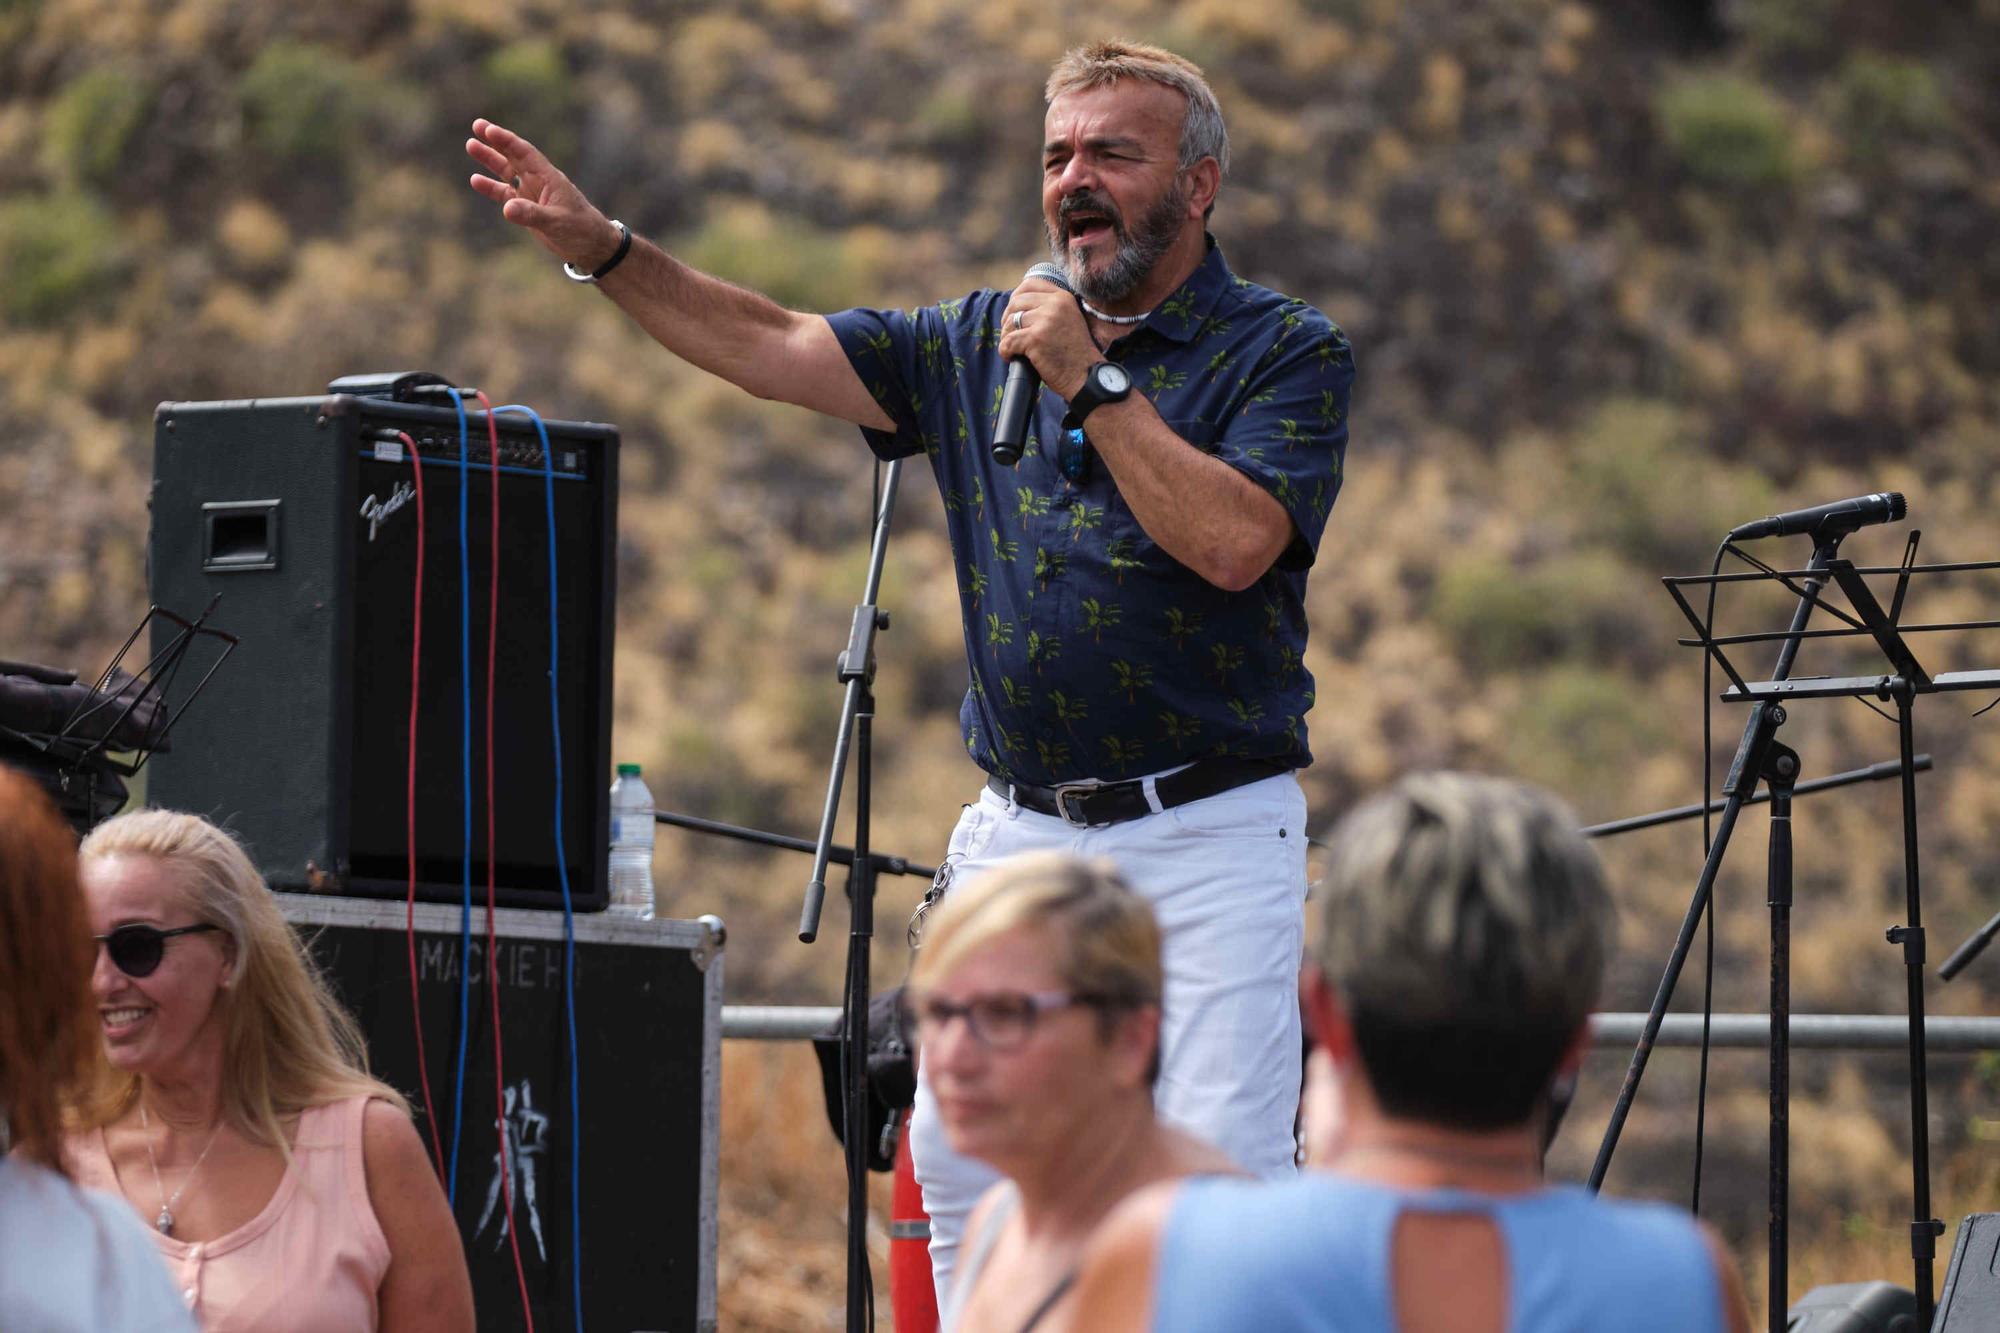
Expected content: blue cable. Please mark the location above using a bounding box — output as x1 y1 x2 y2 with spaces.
445 390 474 1205
496 404 585 1333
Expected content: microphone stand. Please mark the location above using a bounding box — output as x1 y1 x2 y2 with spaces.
649 807 932 887
1588 535 1840 1333
798 458 904 1333
1594 529 1995 1329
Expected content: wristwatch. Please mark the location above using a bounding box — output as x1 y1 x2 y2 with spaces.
1062 361 1132 430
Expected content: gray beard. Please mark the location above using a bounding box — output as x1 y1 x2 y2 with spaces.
1049 182 1189 308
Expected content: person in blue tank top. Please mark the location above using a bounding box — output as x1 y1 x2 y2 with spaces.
1068 772 1751 1332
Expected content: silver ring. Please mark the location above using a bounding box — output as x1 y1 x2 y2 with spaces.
1011 312 1025 331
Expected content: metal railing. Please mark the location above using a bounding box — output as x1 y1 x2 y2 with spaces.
721 1006 2000 1051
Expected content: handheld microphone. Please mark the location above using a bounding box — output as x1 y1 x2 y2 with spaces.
1727 491 1907 543
991 262 1074 466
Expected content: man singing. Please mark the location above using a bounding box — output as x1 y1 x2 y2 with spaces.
467 39 1353 1302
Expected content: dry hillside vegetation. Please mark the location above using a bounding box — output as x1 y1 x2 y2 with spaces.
3 0 1998 1325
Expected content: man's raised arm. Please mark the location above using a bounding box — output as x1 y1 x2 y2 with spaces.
466 118 894 432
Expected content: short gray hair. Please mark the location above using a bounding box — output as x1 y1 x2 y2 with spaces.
1313 773 1611 1128
1045 40 1230 179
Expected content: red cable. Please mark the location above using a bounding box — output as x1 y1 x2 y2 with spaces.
474 392 536 1331
399 430 448 1180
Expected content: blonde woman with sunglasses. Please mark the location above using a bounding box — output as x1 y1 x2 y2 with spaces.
63 810 473 1332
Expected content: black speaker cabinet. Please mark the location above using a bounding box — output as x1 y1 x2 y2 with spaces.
149 392 617 910
282 893 722 1333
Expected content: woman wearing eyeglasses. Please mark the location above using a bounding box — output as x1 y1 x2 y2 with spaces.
901 851 1239 1333
62 810 474 1332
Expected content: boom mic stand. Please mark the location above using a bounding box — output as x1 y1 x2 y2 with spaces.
643 462 931 1333
1939 907 2000 982
1578 756 1930 841
798 458 904 1333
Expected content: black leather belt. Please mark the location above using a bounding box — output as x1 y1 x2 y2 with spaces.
987 757 1287 828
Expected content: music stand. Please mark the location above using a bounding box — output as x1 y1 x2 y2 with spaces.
0 600 238 833
1590 526 2000 1331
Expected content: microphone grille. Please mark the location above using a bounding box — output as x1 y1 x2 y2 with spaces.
1022 262 1073 294
1884 491 1908 521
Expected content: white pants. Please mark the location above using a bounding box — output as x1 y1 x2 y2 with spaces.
910 772 1309 1304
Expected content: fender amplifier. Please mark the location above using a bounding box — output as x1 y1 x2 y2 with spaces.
148 387 616 909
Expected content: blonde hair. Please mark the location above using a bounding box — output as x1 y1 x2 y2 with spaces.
1046 39 1230 179
74 810 406 1148
0 767 97 1173
911 851 1162 1012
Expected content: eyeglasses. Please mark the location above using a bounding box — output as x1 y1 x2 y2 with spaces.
93 923 222 978
897 987 1120 1051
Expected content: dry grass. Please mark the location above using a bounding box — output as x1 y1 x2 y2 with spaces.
720 1042 897 1330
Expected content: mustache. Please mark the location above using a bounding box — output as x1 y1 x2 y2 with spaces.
1058 190 1124 237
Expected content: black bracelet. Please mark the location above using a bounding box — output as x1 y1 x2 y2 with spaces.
564 220 631 284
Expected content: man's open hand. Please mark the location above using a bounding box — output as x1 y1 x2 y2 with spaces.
466 119 623 273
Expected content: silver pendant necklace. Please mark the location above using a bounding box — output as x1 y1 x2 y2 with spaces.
139 1100 224 1236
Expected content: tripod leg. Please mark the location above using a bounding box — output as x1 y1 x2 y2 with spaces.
1590 792 1747 1189
1594 699 1789 1191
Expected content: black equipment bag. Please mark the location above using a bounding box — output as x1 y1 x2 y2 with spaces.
812 986 917 1173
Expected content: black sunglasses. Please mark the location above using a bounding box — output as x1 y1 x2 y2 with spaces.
94 923 222 978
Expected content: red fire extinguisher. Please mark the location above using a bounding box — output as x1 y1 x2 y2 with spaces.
889 1121 938 1333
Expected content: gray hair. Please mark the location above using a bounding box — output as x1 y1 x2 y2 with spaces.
1312 774 1610 1126
1045 40 1231 180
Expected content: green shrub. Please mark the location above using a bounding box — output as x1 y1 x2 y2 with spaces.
240 41 366 168
483 39 578 157
44 67 152 187
1735 0 1840 61
1433 556 1546 671
1828 53 1949 161
0 192 125 324
677 203 874 312
1658 74 1796 189
1566 399 1774 570
1434 549 1661 674
1504 665 1668 803
912 86 985 148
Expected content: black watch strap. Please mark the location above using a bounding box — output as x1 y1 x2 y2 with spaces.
1062 361 1131 431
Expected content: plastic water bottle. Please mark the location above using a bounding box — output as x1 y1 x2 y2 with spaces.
608 763 656 919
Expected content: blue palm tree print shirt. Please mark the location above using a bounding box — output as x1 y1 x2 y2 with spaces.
827 240 1352 787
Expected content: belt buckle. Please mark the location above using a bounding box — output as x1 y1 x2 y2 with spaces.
1051 781 1101 828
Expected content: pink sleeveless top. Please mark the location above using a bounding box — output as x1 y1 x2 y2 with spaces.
67 1095 393 1333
